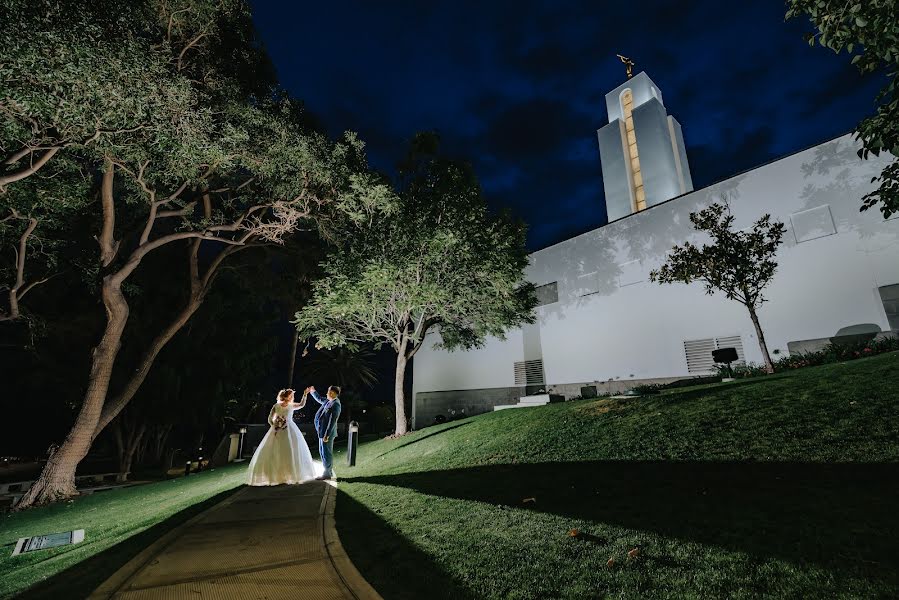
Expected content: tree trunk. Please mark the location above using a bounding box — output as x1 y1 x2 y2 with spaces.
15 277 129 508
287 331 299 387
747 303 775 374
93 295 203 436
393 337 410 436
151 425 172 465
119 423 146 482
111 418 145 482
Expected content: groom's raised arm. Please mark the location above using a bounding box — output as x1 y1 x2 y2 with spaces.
309 389 326 405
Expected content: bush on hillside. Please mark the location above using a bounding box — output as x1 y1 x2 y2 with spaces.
721 336 899 378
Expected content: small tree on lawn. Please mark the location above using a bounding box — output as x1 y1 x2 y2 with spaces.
786 0 899 218
294 134 537 436
649 201 786 374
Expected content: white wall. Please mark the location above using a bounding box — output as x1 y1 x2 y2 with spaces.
413 135 899 400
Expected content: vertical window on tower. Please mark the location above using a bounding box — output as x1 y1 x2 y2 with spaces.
621 90 646 211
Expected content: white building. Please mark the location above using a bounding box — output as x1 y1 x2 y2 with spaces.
411 73 899 428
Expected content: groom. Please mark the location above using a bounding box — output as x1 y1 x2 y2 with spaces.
307 385 341 480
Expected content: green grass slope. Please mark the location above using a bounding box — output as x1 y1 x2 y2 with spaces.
336 352 899 599
0 464 246 599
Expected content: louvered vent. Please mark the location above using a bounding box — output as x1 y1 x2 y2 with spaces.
683 336 746 374
514 359 545 386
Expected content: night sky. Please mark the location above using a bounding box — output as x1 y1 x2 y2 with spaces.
250 1 883 251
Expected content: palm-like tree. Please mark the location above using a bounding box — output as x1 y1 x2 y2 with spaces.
299 346 378 423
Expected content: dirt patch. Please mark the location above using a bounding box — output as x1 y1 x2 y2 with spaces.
577 398 631 415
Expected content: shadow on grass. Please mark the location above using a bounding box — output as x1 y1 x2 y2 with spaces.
658 374 794 402
344 461 899 585
17 487 242 600
335 489 476 600
372 421 472 459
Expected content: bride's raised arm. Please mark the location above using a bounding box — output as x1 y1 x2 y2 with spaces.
293 390 308 409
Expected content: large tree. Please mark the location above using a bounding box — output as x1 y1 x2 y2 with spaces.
11 1 394 508
786 0 899 218
294 134 537 436
649 201 786 374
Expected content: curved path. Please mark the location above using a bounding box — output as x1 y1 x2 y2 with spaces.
90 481 381 600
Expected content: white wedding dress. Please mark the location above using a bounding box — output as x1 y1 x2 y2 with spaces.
247 402 318 486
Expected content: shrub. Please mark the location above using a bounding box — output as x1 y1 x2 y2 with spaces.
719 335 899 378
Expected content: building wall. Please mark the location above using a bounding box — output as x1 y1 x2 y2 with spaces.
597 120 633 222
669 117 693 192
632 98 682 208
412 135 899 428
604 72 664 123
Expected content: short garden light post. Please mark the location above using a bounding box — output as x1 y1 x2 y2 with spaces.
238 426 247 459
184 461 191 477
347 421 359 467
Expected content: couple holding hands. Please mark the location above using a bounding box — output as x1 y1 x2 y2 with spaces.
246 385 342 485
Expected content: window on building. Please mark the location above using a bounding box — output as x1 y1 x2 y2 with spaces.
534 282 558 306
620 89 646 212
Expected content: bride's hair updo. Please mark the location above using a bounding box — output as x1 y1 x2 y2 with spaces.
277 389 294 402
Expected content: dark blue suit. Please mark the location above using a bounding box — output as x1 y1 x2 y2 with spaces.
311 390 341 477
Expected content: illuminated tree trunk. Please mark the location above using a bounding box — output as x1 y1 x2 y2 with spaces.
16 276 129 507
747 303 775 374
393 335 409 436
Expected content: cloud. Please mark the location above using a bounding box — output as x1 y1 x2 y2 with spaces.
251 0 886 250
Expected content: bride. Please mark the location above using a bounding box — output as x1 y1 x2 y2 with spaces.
247 388 318 485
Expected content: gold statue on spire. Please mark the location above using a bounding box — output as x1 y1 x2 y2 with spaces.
616 54 635 79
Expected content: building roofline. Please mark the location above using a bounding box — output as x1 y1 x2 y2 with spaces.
530 130 858 255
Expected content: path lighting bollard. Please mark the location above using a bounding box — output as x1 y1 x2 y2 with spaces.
184 461 191 477
238 426 247 459
347 421 359 467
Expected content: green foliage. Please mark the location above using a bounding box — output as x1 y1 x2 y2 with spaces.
650 201 786 309
786 0 899 217
294 133 537 356
0 0 395 321
722 335 899 377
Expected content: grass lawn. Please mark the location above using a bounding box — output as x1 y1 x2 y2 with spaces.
0 463 247 599
335 352 899 599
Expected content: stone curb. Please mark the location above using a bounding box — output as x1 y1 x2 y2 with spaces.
321 481 384 600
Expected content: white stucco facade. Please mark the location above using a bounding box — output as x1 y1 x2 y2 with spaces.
412 134 899 428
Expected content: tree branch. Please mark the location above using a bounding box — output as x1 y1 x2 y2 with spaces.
0 147 60 191
98 161 119 267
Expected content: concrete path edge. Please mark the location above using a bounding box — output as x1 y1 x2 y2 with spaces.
321 481 384 600
88 487 245 599
88 482 384 600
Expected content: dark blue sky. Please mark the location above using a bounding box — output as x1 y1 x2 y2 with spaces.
250 1 882 250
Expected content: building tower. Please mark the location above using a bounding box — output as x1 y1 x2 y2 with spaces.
597 72 693 222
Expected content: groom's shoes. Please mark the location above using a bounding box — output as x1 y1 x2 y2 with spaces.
315 474 336 481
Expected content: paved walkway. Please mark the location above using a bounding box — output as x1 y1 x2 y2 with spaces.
90 481 381 600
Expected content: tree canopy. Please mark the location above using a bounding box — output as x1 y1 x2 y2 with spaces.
295 133 536 435
650 201 786 373
786 0 899 217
